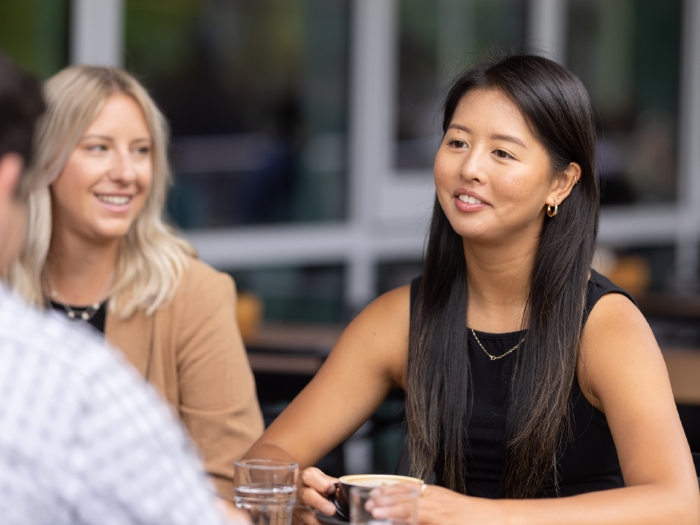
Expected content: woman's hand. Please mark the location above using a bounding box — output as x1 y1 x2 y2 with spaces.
219 500 254 525
368 484 506 525
297 467 338 516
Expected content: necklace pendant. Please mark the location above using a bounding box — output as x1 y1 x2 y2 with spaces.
81 311 90 320
67 311 75 319
490 355 497 361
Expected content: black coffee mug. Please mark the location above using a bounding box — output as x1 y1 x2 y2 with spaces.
326 474 423 522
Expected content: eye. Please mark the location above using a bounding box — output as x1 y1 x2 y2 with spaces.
493 149 514 160
448 138 468 149
86 144 108 152
135 145 151 156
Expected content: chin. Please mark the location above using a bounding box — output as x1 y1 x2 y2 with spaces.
446 218 491 239
89 225 133 243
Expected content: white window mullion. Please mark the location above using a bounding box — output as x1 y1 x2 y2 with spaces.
527 0 568 65
675 0 700 291
346 0 398 309
70 0 124 67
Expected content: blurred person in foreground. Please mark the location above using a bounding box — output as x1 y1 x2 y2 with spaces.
245 55 699 525
0 52 250 525
8 65 263 504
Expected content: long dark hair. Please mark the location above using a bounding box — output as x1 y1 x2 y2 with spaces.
406 55 599 498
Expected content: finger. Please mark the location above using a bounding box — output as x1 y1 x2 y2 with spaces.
298 468 338 516
292 505 323 525
298 485 337 516
371 483 424 497
300 467 337 494
370 499 416 522
220 501 253 525
368 485 421 522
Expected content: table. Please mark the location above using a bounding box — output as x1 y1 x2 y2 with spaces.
662 348 700 405
245 322 342 374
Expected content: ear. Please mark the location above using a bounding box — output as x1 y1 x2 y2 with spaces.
0 153 23 204
545 162 581 208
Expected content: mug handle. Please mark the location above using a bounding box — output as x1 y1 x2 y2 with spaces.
326 483 349 521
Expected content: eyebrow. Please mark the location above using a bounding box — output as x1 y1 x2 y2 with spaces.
491 133 527 148
447 124 527 149
81 134 114 142
81 134 151 144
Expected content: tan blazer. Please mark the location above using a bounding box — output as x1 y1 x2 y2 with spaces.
106 258 264 500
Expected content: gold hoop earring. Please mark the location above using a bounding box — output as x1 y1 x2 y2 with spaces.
546 204 558 218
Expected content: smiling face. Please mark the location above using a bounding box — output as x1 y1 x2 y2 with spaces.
50 93 152 246
434 88 563 246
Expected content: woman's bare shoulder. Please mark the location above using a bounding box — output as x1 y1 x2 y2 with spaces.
329 284 412 386
578 292 663 409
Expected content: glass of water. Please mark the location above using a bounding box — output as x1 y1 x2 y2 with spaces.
349 484 419 525
234 459 299 525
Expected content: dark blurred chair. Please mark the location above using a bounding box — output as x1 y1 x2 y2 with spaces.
395 441 410 476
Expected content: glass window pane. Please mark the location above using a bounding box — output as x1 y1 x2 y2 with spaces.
376 260 422 296
396 0 528 170
229 265 345 324
567 0 682 205
125 0 350 228
0 0 70 79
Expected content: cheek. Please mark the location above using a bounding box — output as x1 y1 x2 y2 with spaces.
134 167 154 215
433 168 453 213
500 179 534 203
495 166 551 208
433 154 454 191
138 157 153 192
53 155 97 198
50 172 84 215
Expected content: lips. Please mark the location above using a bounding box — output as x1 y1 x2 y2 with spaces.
95 194 132 206
452 189 489 213
454 189 489 205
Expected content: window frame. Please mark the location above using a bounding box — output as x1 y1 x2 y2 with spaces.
73 0 700 308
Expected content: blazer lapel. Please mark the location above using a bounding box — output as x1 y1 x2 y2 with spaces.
104 308 154 379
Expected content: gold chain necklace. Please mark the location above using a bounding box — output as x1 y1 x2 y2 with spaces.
470 328 526 361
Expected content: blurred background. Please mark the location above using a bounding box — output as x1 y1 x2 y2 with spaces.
2 0 699 475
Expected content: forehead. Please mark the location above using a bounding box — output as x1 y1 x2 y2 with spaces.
86 93 150 134
450 88 533 138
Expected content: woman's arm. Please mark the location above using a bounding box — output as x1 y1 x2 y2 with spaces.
175 261 264 501
380 293 699 525
243 285 411 511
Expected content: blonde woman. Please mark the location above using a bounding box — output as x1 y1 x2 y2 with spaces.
9 66 264 503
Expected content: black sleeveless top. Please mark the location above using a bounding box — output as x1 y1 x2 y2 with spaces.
49 299 108 334
409 270 635 498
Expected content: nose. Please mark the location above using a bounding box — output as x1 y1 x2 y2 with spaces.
108 148 138 183
459 146 486 184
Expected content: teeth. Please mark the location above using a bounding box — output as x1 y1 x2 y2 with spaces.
458 195 482 205
97 194 130 205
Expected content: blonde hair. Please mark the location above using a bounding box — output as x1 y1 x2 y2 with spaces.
9 65 196 318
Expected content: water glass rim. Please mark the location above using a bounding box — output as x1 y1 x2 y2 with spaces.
235 458 299 470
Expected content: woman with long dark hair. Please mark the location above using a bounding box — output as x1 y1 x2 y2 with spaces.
244 55 699 524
